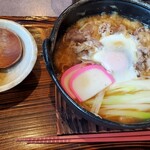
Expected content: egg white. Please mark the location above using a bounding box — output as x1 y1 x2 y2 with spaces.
91 33 138 83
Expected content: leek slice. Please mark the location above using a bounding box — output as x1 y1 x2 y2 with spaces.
106 79 150 95
103 91 150 105
101 104 150 111
91 90 105 114
101 110 150 120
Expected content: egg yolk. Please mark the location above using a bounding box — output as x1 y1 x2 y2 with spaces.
101 50 129 73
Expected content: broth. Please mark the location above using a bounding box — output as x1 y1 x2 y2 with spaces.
0 69 8 86
54 13 150 124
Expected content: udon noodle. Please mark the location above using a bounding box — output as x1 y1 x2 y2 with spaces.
54 13 150 124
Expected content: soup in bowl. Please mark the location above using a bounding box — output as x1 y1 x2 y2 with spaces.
43 0 150 129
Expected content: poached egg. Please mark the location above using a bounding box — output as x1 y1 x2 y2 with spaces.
91 33 138 83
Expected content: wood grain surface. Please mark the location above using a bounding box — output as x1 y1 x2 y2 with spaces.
0 16 150 150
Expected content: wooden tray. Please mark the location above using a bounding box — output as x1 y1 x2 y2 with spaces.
0 16 150 150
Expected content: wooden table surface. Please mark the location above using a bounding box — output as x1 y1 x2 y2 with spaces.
0 16 150 150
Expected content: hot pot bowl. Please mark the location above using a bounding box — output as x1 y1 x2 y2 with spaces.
43 0 150 129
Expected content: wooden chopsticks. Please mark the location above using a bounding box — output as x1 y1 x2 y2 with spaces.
17 130 150 144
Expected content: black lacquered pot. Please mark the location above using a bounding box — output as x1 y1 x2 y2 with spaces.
43 0 150 129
